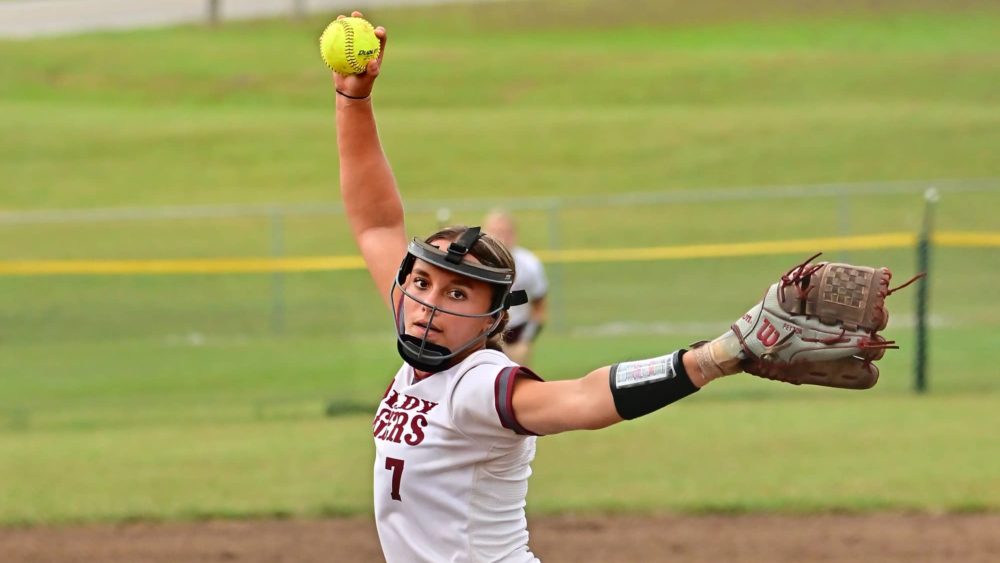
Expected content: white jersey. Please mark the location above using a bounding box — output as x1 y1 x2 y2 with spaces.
508 247 548 329
373 349 543 563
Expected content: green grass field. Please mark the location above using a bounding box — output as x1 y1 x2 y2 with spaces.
1 0 998 525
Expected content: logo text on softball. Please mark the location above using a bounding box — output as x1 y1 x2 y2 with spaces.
373 389 438 446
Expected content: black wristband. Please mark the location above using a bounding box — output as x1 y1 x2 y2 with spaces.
609 349 699 420
336 89 370 100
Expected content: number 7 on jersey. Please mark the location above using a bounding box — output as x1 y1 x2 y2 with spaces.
385 457 404 501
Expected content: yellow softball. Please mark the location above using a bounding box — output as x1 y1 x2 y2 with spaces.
319 17 380 75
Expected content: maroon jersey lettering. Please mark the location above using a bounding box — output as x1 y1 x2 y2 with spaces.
384 389 400 409
405 414 428 446
417 399 438 414
382 411 408 443
374 390 440 446
398 395 422 411
373 408 392 437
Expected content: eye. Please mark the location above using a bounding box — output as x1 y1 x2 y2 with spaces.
412 277 429 290
447 289 466 300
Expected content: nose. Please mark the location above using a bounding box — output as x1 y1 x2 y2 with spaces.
406 292 441 319
417 293 438 311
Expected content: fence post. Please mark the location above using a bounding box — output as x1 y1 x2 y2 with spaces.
206 0 222 27
914 188 937 394
291 0 307 21
270 209 286 335
838 191 852 262
546 201 563 333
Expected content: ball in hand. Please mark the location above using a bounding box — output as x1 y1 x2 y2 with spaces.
319 17 380 75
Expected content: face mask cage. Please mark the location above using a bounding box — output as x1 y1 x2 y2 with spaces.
390 229 527 373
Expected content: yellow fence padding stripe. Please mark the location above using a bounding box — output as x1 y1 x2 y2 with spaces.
0 256 366 275
0 231 995 276
933 231 1000 248
533 233 918 263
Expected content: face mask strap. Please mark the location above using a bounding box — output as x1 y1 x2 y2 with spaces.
445 226 482 264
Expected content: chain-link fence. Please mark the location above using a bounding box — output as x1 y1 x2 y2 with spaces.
1 179 998 430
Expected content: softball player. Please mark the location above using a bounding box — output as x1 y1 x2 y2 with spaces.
483 210 548 366
332 13 903 563
333 16 715 562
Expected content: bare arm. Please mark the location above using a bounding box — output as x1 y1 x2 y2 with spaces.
511 352 707 435
334 14 405 310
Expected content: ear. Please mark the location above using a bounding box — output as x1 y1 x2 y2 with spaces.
486 311 506 337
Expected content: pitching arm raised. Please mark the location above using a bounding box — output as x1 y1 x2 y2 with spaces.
332 14 404 310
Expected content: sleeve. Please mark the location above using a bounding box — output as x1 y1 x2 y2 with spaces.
524 251 549 300
450 364 545 442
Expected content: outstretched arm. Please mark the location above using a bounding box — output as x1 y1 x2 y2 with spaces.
510 255 918 435
334 13 406 310
511 351 710 436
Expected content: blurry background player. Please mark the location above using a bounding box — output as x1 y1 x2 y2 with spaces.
483 210 548 366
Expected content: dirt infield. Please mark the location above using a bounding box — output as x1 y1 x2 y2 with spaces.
3 513 999 562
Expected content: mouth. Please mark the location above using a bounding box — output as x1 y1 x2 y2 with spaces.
411 321 443 335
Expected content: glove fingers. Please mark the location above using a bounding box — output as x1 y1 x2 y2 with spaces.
801 356 879 389
781 263 893 333
876 267 892 331
859 343 886 362
856 333 898 362
744 356 879 390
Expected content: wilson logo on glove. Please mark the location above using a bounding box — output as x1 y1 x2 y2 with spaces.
755 319 781 347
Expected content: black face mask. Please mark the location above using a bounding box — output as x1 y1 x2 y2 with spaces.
390 228 527 373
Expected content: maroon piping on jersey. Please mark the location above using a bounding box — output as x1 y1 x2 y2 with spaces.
494 366 544 436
